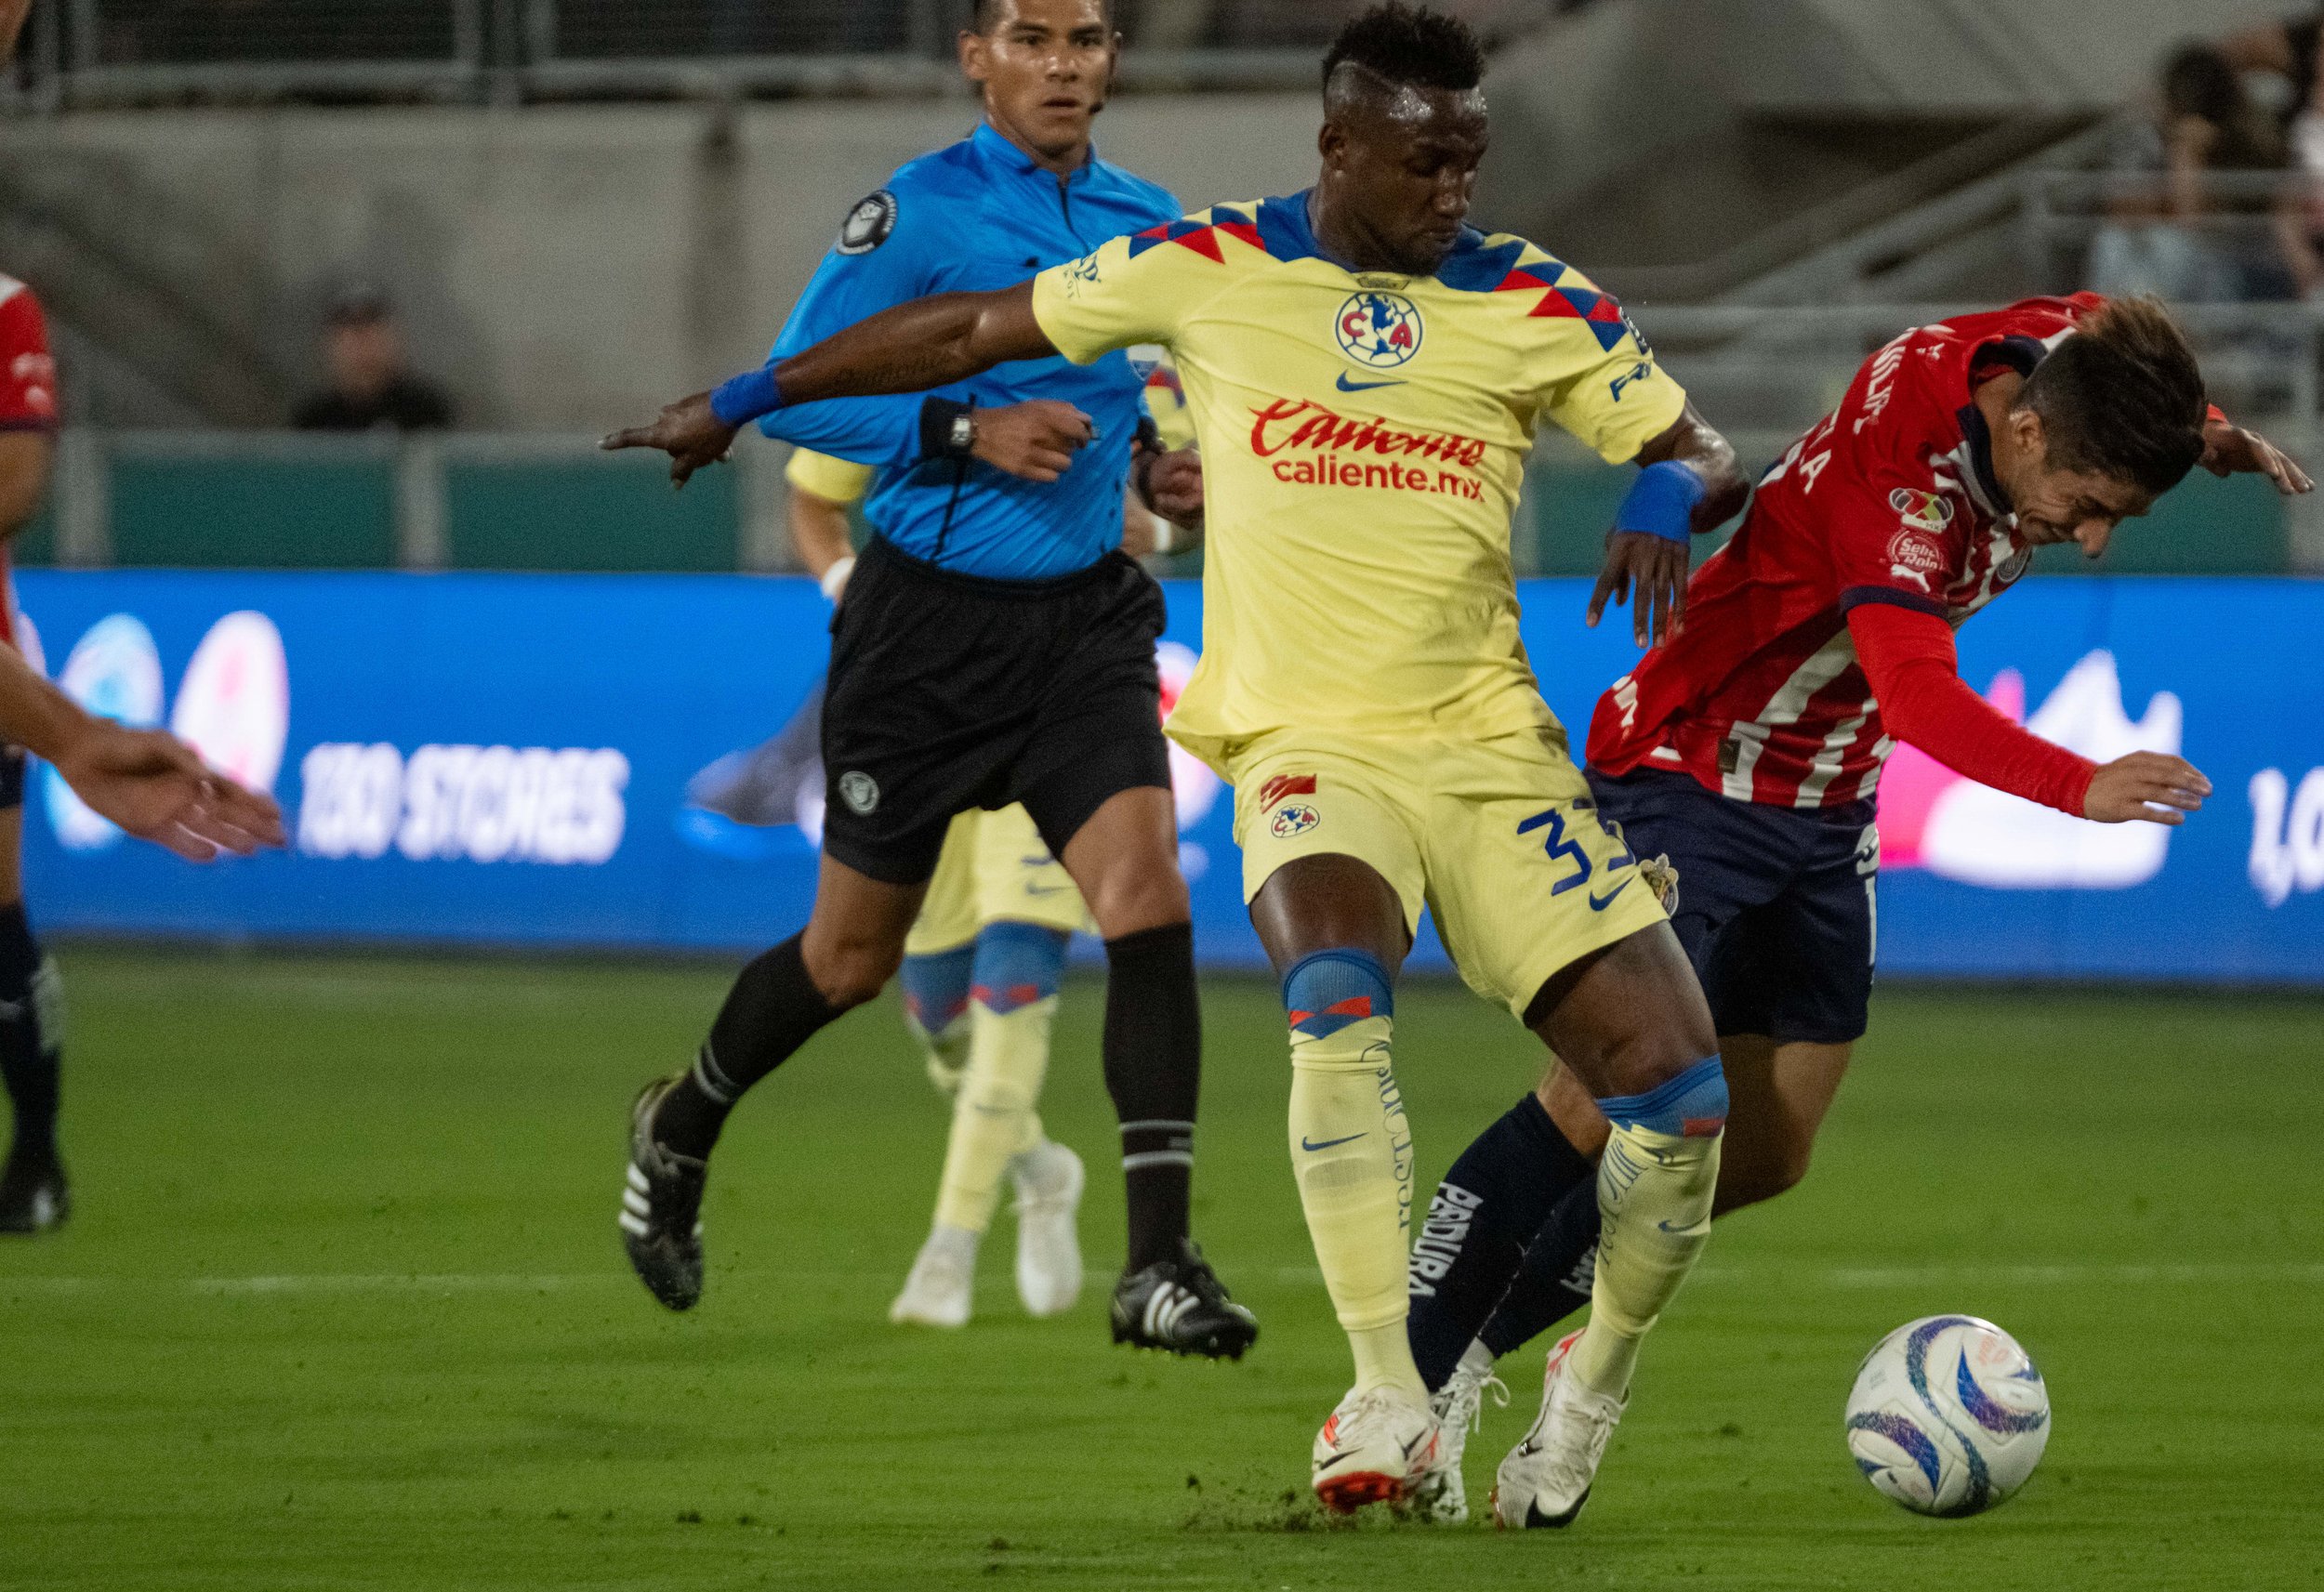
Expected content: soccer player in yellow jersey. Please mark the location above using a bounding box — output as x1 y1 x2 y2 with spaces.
784 444 1095 1328
609 2 1749 1523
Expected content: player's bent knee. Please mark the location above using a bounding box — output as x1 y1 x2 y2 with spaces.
802 935 903 1011
1086 867 1191 941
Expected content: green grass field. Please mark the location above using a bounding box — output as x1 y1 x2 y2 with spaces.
3 950 2320 1590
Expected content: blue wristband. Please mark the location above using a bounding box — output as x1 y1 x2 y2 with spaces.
1615 460 1707 544
708 367 784 428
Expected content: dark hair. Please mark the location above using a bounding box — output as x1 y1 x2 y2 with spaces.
972 0 1110 33
1322 3 1486 96
2018 296 2208 498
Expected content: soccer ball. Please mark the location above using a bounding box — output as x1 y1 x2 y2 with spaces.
1843 1315 2050 1517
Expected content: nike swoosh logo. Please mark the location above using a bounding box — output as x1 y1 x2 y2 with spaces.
1335 373 1406 392
1021 883 1072 897
1301 1132 1367 1152
1586 878 1633 912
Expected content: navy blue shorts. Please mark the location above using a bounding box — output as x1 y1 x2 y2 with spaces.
1584 766 1880 1046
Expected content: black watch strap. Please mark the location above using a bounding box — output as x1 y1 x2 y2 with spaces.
921 396 977 462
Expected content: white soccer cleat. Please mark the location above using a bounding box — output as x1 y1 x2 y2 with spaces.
1414 1354 1510 1524
1493 1328 1625 1529
889 1226 977 1328
1010 1138 1085 1319
1310 1385 1443 1514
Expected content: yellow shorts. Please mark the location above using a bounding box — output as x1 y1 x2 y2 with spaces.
1229 729 1668 1017
904 804 1089 955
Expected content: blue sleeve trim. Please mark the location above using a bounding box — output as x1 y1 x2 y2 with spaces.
1596 1055 1727 1138
709 367 783 428
1614 460 1707 544
1839 584 1947 618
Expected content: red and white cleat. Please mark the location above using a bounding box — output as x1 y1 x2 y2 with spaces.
1310 1385 1443 1514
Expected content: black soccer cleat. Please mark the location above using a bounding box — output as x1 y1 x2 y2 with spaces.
618 1075 707 1311
0 1149 69 1236
1110 1239 1259 1360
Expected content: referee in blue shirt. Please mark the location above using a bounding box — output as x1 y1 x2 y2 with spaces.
607 0 1253 1360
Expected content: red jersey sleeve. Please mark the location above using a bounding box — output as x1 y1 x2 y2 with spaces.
0 283 59 432
1848 602 2096 816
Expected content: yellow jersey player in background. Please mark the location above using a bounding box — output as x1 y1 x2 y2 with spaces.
785 431 1201 1331
606 2 1747 1526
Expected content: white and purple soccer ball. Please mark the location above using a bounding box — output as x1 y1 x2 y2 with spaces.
1843 1315 2051 1517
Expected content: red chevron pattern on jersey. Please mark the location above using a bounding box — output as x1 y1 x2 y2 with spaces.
1127 212 1265 262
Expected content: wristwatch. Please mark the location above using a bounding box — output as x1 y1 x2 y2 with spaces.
921 396 979 462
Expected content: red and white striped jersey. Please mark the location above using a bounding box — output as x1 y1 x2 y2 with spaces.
0 275 56 434
1588 295 2103 810
0 273 55 649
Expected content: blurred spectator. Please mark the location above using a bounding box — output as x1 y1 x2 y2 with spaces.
2092 44 2297 303
1 0 31 64
291 286 454 433
2223 9 2324 296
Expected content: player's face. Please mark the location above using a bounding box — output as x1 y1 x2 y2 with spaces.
962 0 1118 163
2009 462 2151 557
1321 86 1489 276
2003 414 2154 558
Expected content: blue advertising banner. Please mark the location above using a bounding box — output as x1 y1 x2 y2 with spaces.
13 571 2322 982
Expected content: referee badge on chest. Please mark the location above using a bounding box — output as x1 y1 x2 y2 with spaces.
838 770 880 815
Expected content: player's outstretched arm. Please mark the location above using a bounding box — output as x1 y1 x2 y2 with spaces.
1849 600 2211 825
0 648 285 861
601 283 1083 488
1588 401 1750 648
2199 413 2315 494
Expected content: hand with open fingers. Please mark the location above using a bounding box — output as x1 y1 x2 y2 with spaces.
52 722 287 862
2082 750 2212 825
599 391 739 489
2200 420 2315 495
1589 530 1690 648
970 401 1096 483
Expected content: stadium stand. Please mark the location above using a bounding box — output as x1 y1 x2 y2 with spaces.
1 0 2316 573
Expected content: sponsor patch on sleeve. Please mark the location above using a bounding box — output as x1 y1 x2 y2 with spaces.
836 190 899 257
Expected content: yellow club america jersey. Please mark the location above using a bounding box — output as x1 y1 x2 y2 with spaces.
1032 191 1686 769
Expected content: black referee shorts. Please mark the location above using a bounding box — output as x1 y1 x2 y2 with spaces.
820 535 1173 886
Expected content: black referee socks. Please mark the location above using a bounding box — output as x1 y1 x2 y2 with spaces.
654 933 845 1159
1102 922 1202 1272
0 902 59 1166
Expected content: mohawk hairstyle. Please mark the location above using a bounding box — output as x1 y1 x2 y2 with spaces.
1322 2 1486 95
2018 295 2209 499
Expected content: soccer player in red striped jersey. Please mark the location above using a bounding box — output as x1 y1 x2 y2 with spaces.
0 270 67 1233
1403 294 2314 1522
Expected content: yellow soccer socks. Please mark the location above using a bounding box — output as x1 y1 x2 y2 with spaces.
931 923 1069 1237
1284 950 1425 1399
1566 1056 1727 1399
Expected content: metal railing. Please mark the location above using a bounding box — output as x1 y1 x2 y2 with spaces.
1632 300 2324 436
2 0 1378 106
